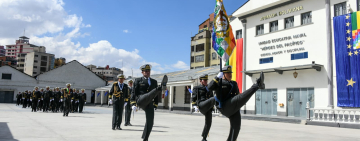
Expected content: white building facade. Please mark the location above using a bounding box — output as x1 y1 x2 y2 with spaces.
230 0 360 118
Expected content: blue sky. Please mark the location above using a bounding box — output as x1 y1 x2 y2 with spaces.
62 0 247 69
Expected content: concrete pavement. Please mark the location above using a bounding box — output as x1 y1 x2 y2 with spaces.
0 103 359 141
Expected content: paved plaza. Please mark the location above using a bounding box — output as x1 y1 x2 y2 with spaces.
0 103 359 141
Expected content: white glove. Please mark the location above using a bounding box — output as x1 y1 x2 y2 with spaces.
109 99 113 104
217 72 223 78
38 100 40 102
41 98 43 100
30 99 32 101
60 99 63 102
132 106 137 111
71 100 73 102
124 102 127 107
193 106 199 112
85 102 86 104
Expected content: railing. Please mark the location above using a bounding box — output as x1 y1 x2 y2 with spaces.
308 108 360 123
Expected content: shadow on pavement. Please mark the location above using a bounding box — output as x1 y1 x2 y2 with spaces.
0 122 19 141
131 125 169 128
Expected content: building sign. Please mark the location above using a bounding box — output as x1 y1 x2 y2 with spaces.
260 6 303 21
259 33 307 57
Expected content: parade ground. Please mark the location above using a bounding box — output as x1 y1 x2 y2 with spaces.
0 103 359 141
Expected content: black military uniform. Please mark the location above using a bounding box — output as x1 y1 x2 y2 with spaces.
50 89 56 112
55 88 62 112
207 66 264 141
130 64 167 141
43 87 51 112
27 91 32 108
60 90 64 112
74 90 80 112
16 92 22 106
124 80 133 126
38 89 44 111
71 89 77 113
79 89 86 113
63 85 73 117
191 74 215 141
32 88 41 112
22 91 28 108
109 74 128 130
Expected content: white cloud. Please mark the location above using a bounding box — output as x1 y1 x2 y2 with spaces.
0 0 188 78
123 30 130 33
172 61 189 70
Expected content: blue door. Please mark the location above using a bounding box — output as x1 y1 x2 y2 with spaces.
256 89 277 116
287 88 314 118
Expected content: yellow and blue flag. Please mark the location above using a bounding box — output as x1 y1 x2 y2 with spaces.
334 13 360 107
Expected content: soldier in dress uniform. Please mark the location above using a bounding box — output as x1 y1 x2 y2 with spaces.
71 88 77 113
27 90 32 108
109 74 128 130
130 64 167 141
75 89 80 112
60 88 64 112
43 86 52 112
79 89 87 113
207 66 265 141
63 84 73 117
38 88 44 111
16 92 22 106
22 90 28 108
124 80 133 126
32 87 41 112
55 87 62 112
49 88 56 112
191 74 215 141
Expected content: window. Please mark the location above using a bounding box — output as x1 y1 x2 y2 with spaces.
195 55 204 62
33 66 37 68
285 16 294 29
191 56 194 63
291 52 308 60
41 56 47 61
198 36 203 39
21 54 26 57
204 25 207 28
20 64 24 67
40 67 46 72
334 2 346 17
191 46 194 52
196 44 205 52
2 73 12 80
173 87 176 104
33 72 37 74
195 66 204 69
41 61 47 66
34 60 38 63
110 72 112 74
259 57 273 64
236 30 242 39
301 12 312 25
270 21 278 32
212 52 217 60
256 24 264 35
184 86 191 104
35 55 38 57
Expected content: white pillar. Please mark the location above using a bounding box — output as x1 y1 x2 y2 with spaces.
169 86 174 111
190 84 194 112
101 91 104 106
94 91 97 104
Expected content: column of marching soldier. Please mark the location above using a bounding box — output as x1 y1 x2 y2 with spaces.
15 85 87 114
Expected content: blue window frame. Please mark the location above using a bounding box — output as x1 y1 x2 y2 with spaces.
291 52 308 60
259 57 273 64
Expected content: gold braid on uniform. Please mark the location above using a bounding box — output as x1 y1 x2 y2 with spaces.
113 83 121 98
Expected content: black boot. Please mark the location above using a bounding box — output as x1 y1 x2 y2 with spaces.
116 126 122 130
256 71 265 89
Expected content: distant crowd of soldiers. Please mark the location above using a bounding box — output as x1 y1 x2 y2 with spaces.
15 85 87 114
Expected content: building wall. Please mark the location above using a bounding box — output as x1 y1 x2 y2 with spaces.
24 52 35 76
0 66 38 101
36 61 106 102
230 0 359 115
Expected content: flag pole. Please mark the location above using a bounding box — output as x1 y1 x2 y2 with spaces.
219 58 223 108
